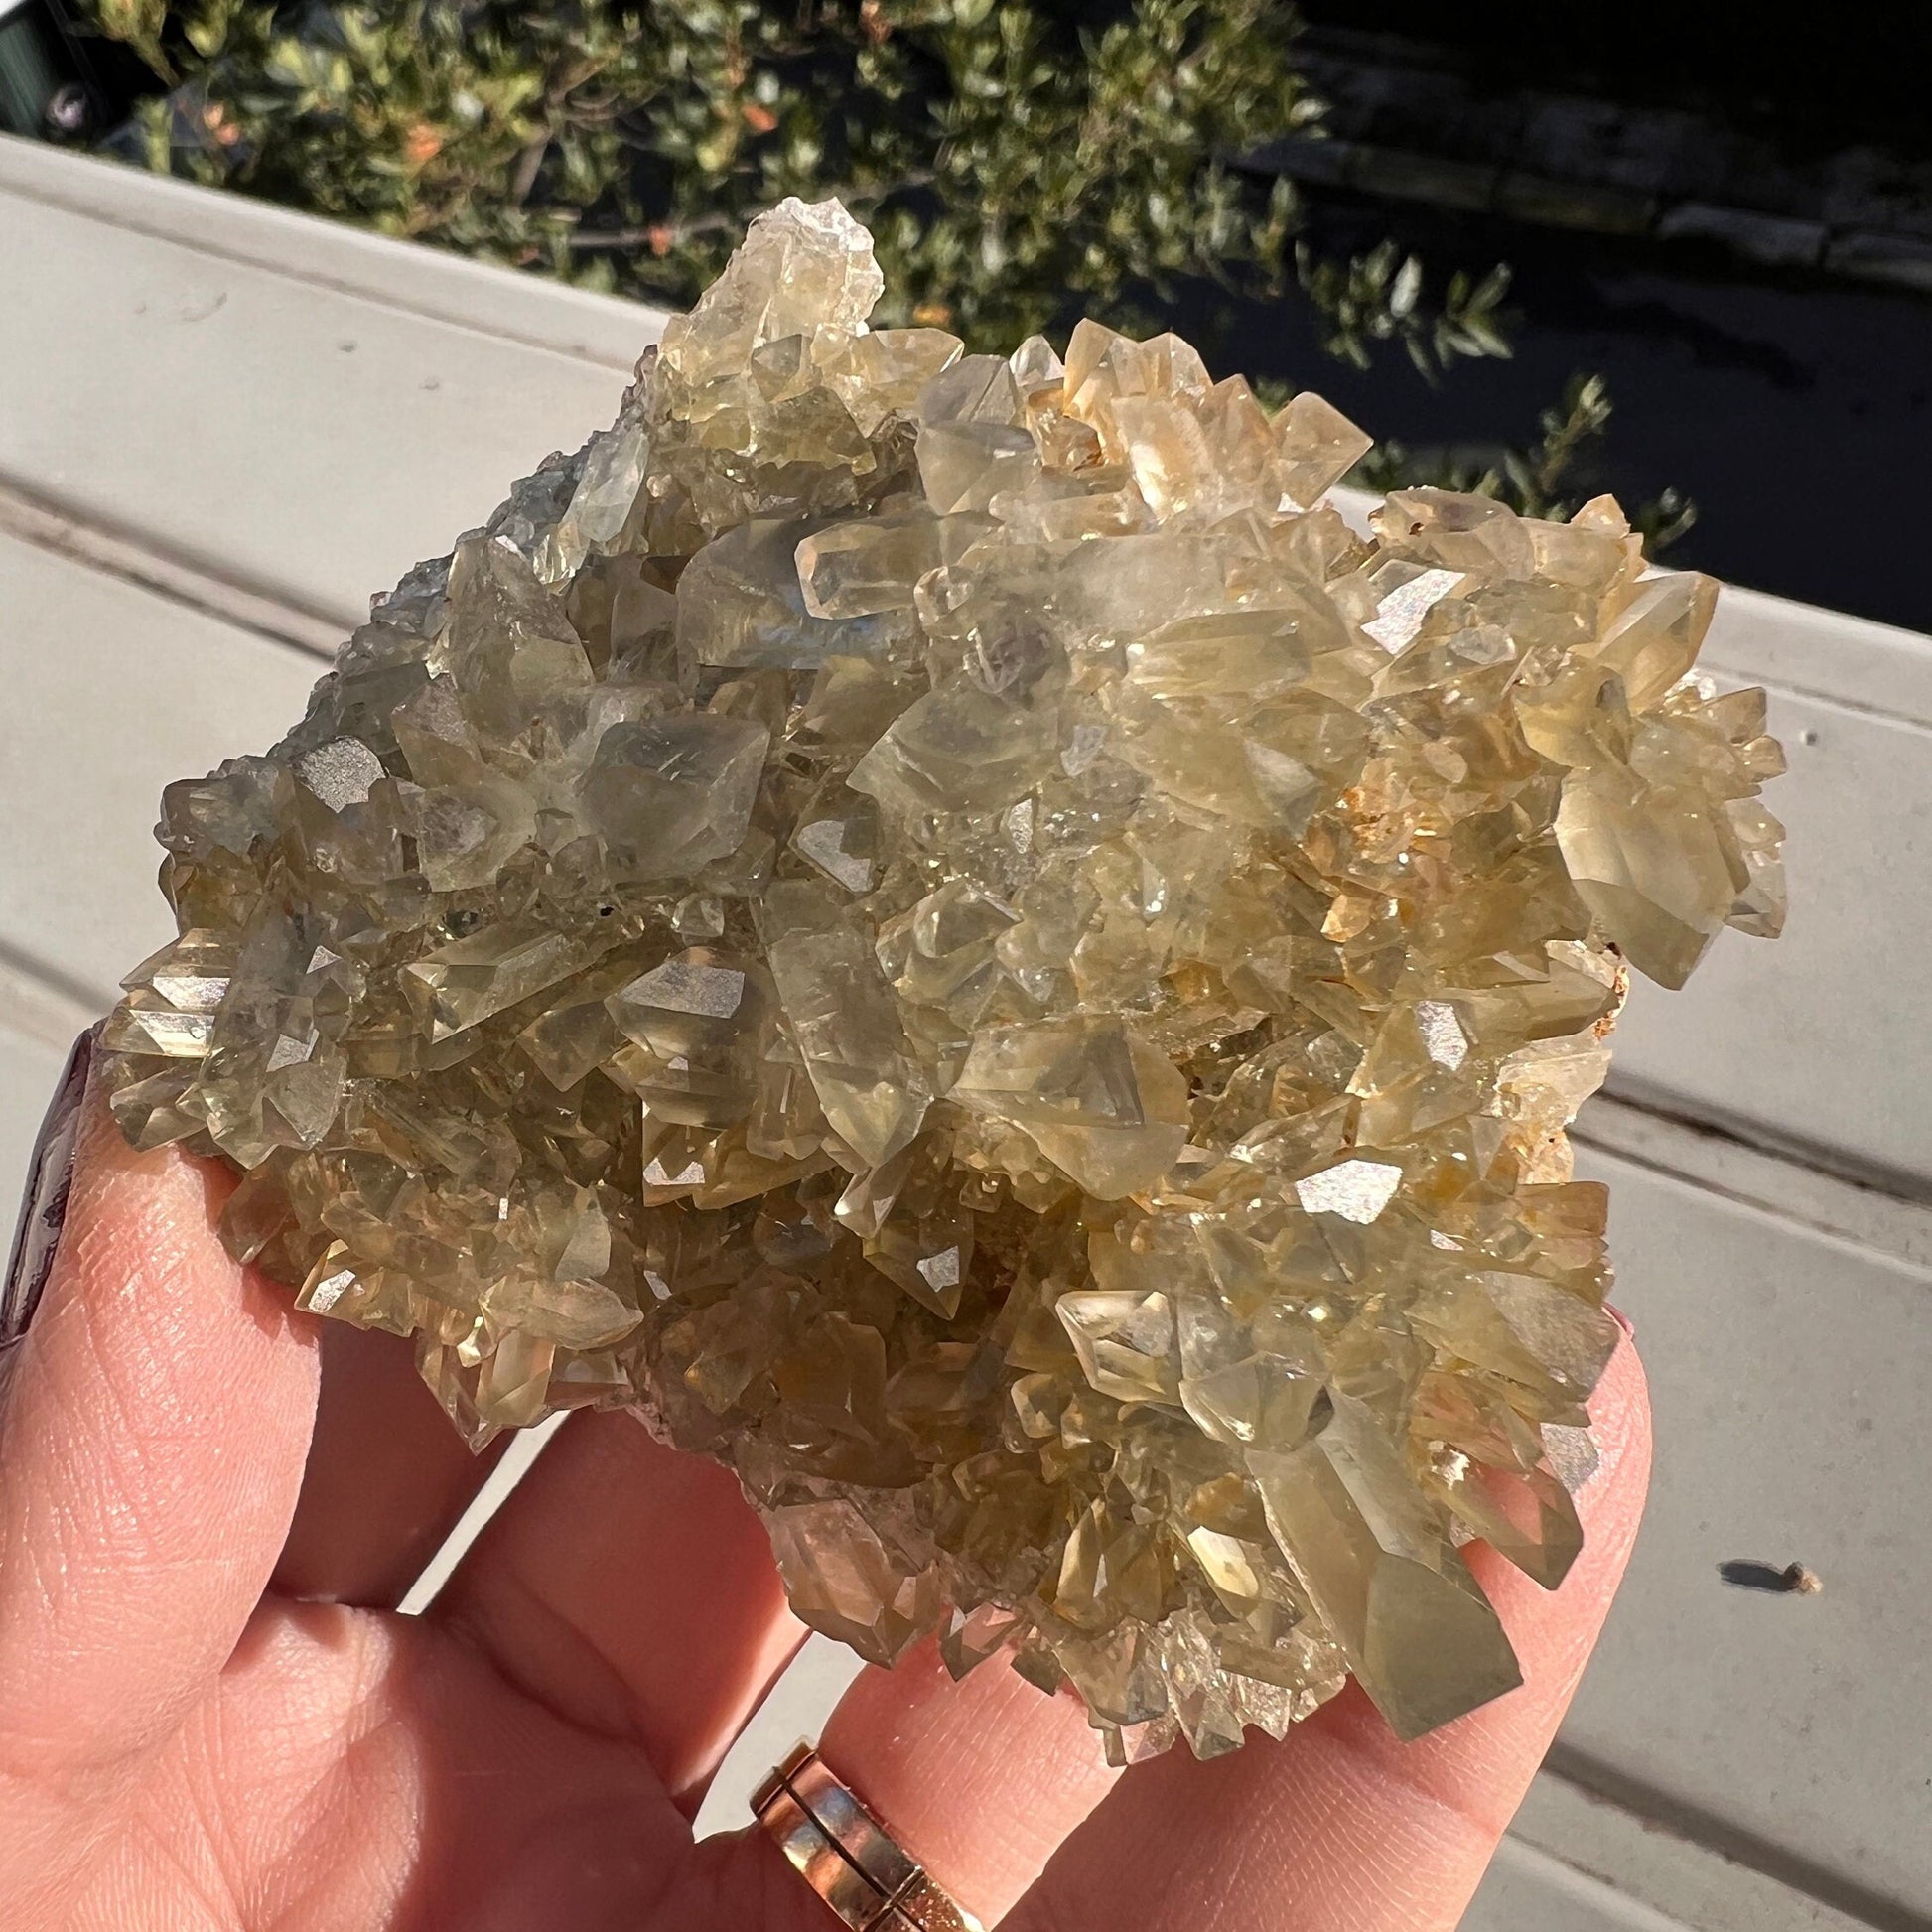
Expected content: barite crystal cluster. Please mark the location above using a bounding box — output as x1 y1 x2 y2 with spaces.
100 198 1785 1756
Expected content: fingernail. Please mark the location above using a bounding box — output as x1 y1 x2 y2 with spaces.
1607 1303 1635 1341
3 1027 95 1354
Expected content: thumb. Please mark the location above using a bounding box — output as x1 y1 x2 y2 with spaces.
0 1035 319 1894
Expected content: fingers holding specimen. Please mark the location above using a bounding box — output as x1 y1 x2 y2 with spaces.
0 1086 320 1882
273 1316 510 1610
1001 1337 1652 1932
428 1412 804 1809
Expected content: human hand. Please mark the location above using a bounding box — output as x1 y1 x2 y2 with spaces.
0 1035 1650 1931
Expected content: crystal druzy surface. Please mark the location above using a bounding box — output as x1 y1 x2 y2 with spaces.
100 199 1785 1757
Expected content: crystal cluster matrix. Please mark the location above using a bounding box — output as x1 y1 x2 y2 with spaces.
101 199 1784 1756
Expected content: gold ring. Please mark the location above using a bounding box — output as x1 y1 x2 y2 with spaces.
752 1741 984 1932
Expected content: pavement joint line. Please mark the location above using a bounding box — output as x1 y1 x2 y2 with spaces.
0 471 348 660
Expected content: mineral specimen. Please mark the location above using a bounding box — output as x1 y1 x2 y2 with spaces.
100 197 1785 1758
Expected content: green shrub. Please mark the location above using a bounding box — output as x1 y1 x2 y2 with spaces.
82 0 1677 531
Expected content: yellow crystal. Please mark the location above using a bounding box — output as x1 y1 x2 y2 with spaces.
100 196 1783 1762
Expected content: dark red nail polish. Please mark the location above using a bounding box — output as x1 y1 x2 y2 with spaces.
2 1027 95 1352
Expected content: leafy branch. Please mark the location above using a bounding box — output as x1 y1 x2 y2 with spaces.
1350 373 1697 549
74 0 1514 365
72 0 1686 546
1298 239 1513 379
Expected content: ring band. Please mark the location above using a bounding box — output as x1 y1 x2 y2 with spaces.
753 1741 984 1932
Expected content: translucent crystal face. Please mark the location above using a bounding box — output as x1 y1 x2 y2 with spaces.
100 197 1785 1761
